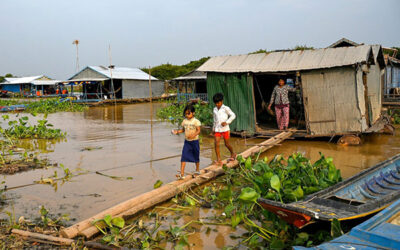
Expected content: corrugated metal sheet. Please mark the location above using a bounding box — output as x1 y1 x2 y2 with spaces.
207 73 255 134
173 70 207 81
3 75 44 84
198 45 374 73
31 80 61 86
69 66 159 81
302 67 364 135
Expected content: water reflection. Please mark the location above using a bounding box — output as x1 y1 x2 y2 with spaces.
17 138 64 153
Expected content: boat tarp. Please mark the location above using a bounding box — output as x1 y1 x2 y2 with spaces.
2 84 21 92
206 72 255 134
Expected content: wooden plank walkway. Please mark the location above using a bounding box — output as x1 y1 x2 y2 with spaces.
60 130 294 239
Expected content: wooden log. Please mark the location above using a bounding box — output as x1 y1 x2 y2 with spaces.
84 241 117 250
11 229 74 246
59 179 183 238
63 131 294 239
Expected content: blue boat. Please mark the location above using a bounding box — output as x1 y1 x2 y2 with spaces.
294 198 400 249
258 154 400 228
0 104 26 112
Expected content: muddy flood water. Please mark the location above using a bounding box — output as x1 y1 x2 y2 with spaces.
1 102 400 248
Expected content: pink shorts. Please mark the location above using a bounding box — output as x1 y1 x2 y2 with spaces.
214 131 230 139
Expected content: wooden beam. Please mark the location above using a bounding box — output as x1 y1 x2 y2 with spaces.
12 229 74 246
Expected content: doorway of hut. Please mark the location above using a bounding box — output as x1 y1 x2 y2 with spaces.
252 74 305 132
103 79 123 99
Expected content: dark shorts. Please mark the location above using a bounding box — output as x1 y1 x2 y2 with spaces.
181 140 200 163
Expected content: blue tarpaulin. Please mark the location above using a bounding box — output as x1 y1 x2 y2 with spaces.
2 84 21 92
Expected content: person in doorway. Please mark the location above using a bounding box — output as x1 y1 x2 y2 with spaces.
172 104 201 180
268 79 297 130
212 93 236 165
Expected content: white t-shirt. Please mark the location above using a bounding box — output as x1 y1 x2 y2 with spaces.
213 104 236 132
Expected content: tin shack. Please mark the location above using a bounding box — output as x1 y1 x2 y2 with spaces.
68 66 164 100
197 45 386 140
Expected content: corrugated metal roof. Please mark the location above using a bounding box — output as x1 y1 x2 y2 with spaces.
197 45 374 73
31 80 61 86
70 66 159 81
2 75 44 84
173 70 207 81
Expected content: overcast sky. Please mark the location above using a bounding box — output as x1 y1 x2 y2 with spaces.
0 0 399 79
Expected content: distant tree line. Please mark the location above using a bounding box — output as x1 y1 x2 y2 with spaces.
141 57 209 81
0 73 14 83
248 45 315 55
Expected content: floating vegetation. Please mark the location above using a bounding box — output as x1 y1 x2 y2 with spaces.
25 98 87 114
0 139 53 175
153 180 163 189
389 109 400 124
235 153 342 203
156 102 213 126
1 115 66 139
86 153 343 249
34 164 89 191
0 206 72 249
81 146 103 151
95 171 133 181
0 99 20 106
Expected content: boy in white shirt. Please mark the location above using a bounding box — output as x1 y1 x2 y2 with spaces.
212 93 236 165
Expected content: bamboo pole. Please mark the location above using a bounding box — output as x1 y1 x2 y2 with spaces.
12 229 74 246
61 131 294 239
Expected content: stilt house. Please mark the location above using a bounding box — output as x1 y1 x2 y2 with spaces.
197 45 386 137
172 70 207 102
68 66 164 100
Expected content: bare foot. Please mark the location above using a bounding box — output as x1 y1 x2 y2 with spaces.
213 160 223 166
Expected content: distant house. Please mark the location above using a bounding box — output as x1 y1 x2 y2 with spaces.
383 55 400 103
172 70 207 102
198 45 386 138
329 38 399 104
67 66 164 99
328 38 361 48
0 75 60 96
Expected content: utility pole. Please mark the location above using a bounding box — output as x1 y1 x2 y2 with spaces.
149 66 152 102
72 40 80 72
108 44 115 100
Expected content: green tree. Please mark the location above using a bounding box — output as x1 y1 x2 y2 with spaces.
143 57 209 80
248 49 269 54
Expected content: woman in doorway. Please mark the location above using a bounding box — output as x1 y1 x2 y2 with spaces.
268 79 297 130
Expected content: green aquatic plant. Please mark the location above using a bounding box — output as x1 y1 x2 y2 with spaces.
25 98 87 113
93 214 125 247
156 102 213 126
1 115 65 139
389 109 400 124
235 152 341 203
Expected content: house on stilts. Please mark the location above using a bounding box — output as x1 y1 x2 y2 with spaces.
197 44 388 142
67 66 164 101
0 75 62 96
172 70 208 102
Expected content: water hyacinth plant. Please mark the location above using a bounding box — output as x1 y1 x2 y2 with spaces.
1 115 65 139
156 102 213 126
85 153 342 249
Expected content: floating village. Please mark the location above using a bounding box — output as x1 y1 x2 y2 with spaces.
0 36 400 249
